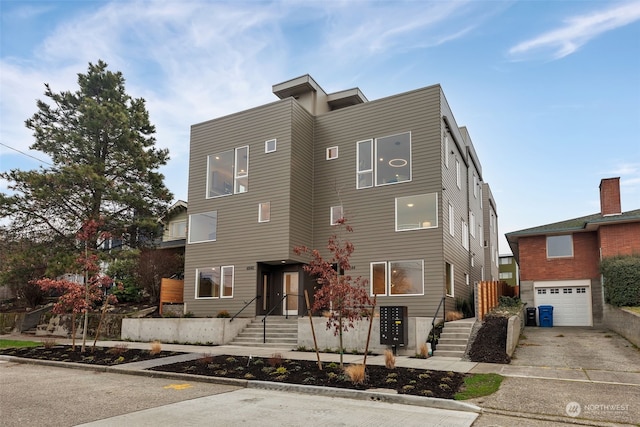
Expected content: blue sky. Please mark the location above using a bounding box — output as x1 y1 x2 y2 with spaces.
1 0 639 254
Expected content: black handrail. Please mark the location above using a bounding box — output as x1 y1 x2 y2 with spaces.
429 296 446 344
230 295 261 322
261 293 288 343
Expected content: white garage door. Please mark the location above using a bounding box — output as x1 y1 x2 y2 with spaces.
534 280 592 326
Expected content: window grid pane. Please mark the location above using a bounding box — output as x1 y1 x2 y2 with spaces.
375 132 411 186
395 193 438 231
357 140 373 189
259 202 271 223
389 260 424 295
371 262 387 296
221 266 234 298
188 211 217 243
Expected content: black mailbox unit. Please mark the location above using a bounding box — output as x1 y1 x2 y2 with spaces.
380 306 408 347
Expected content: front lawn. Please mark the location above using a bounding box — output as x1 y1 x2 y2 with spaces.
0 339 42 349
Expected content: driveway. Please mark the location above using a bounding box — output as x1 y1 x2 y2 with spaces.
512 326 640 372
469 326 640 426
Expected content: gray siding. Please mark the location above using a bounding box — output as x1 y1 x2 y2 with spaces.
312 86 445 317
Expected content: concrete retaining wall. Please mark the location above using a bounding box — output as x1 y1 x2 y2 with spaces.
603 304 640 347
298 317 430 355
121 318 251 344
506 306 525 357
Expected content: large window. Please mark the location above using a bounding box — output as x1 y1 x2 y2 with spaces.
196 266 234 299
188 211 217 243
207 146 248 198
357 132 411 188
395 193 438 231
547 235 573 258
370 260 424 296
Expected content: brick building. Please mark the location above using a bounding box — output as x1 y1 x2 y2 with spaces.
506 177 640 326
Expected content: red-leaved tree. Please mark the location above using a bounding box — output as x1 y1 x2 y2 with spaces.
34 219 118 351
294 218 371 368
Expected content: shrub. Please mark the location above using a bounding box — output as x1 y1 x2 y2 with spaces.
418 342 429 358
384 349 396 369
149 340 162 355
601 255 640 307
445 310 463 321
107 343 129 355
41 338 58 349
216 310 230 318
197 353 213 365
498 296 520 307
268 353 283 367
344 364 366 385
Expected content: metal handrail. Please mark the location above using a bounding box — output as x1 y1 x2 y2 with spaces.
261 293 288 343
230 295 261 322
429 296 446 344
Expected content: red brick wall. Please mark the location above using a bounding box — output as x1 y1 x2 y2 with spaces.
599 223 640 258
519 232 600 281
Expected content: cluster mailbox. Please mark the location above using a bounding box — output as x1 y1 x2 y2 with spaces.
379 306 408 347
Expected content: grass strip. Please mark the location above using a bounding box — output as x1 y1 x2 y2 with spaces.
0 339 42 349
454 373 503 400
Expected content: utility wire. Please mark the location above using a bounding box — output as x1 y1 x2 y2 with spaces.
0 142 52 166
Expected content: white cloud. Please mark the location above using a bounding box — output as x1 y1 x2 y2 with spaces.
509 1 640 60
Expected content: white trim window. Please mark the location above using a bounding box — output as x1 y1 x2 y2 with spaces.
356 139 373 189
448 203 455 236
370 260 424 296
470 212 476 238
326 146 338 160
446 262 454 297
207 146 249 198
462 220 469 250
473 174 478 198
188 211 217 243
444 134 450 168
456 159 461 189
395 193 438 231
169 220 186 239
265 139 277 153
330 206 344 225
465 273 470 286
258 202 271 223
547 235 573 258
195 266 234 299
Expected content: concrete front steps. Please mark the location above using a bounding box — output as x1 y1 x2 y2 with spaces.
230 317 298 348
434 318 476 358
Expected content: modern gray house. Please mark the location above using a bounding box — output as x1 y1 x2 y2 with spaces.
183 75 498 328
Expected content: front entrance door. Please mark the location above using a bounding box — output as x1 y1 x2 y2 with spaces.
283 272 299 316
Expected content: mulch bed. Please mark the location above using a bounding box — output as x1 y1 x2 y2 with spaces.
467 315 511 364
1 345 468 399
0 345 183 365
149 354 466 399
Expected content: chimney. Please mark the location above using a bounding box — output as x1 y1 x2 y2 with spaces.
599 177 622 216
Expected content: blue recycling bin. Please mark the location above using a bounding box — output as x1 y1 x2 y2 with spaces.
538 305 554 327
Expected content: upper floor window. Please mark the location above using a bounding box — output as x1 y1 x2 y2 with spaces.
500 272 513 279
330 206 343 225
456 159 461 189
448 203 455 236
547 235 573 258
462 220 469 250
444 135 450 168
395 193 438 231
473 174 478 198
470 211 476 238
169 220 186 239
265 139 276 153
326 146 338 160
499 257 512 265
357 132 411 188
258 202 271 223
207 146 248 198
188 211 217 243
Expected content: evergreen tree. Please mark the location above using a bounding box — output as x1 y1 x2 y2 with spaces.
0 60 172 250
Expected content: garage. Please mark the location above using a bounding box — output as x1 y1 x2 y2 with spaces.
533 280 593 326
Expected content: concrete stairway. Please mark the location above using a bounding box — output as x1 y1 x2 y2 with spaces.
434 318 476 358
230 317 298 348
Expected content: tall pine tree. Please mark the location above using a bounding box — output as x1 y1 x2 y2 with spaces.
1 60 172 251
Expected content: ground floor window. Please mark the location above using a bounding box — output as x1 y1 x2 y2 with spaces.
370 260 424 296
446 262 454 297
195 266 234 299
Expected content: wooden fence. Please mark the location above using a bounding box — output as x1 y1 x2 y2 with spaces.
159 278 184 315
475 280 519 320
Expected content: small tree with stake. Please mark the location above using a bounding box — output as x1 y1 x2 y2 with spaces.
294 218 371 368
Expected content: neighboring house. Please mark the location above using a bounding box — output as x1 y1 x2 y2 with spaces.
506 177 640 326
158 200 188 254
184 74 499 322
498 254 519 288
